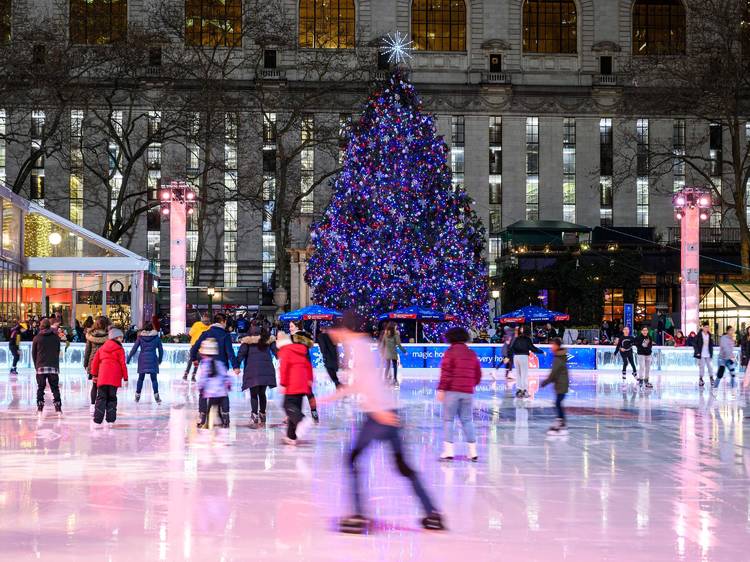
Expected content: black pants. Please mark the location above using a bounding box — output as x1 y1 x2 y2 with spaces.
199 395 229 414
36 372 61 407
184 357 198 375
94 384 118 424
621 351 636 374
555 393 566 421
250 385 268 415
90 381 98 405
10 347 19 369
384 359 398 383
284 394 306 439
325 365 341 387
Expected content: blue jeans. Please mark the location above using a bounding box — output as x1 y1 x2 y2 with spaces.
136 373 159 394
442 391 476 444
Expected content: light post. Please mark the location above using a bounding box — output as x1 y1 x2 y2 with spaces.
491 289 500 321
160 180 196 335
207 287 215 317
672 186 712 335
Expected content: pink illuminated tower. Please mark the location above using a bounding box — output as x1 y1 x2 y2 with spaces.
160 181 196 336
672 187 712 335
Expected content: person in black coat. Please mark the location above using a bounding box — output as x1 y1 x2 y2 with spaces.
740 326 750 369
317 326 341 388
32 318 62 414
614 326 637 380
189 313 240 372
237 327 277 428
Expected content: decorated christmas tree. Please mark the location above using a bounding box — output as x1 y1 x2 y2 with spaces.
306 70 488 333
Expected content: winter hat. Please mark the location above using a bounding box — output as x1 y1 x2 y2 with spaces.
108 327 124 340
199 337 219 356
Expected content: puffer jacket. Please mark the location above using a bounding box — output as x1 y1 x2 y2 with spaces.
189 324 239 368
238 335 277 390
32 329 61 371
438 342 482 394
278 337 313 395
90 339 128 388
541 349 570 394
84 329 109 376
126 330 164 374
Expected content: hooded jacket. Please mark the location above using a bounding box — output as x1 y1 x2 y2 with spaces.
91 339 128 388
189 321 210 346
84 329 109 374
541 348 570 394
238 335 277 390
126 330 164 374
32 328 61 371
317 331 339 370
438 342 482 394
190 324 239 368
278 337 313 395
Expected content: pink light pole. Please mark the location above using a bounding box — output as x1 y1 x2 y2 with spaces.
161 181 196 336
672 187 712 335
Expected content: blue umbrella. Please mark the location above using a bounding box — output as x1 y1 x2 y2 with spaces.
378 306 455 343
494 305 570 325
279 305 343 322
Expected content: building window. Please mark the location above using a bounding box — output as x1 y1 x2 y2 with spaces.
636 118 649 226
69 110 84 256
489 116 502 276
108 110 123 214
69 0 127 45
526 117 539 220
0 0 10 44
299 0 355 49
31 111 45 204
0 110 5 185
523 0 577 54
300 115 314 214
262 113 277 289
147 111 161 275
709 122 723 229
600 118 613 226
450 116 465 190
562 117 576 223
412 0 466 52
223 113 238 288
673 118 685 191
632 0 686 56
185 0 242 47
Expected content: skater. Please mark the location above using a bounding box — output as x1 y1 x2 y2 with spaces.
693 321 715 388
634 326 654 389
541 338 569 435
509 326 543 398
126 322 164 404
84 316 110 412
8 318 22 375
278 328 314 445
185 313 210 381
90 328 128 427
32 318 63 416
614 325 637 380
501 326 517 379
740 326 750 371
714 325 736 388
317 326 342 388
196 338 233 429
379 322 405 386
323 311 444 533
437 327 481 462
238 327 277 428
289 321 319 422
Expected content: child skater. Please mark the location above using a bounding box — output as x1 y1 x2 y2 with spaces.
238 326 277 428
289 321 319 422
196 338 233 429
127 322 164 404
323 311 445 534
540 337 569 435
277 329 314 444
437 327 482 462
90 328 128 428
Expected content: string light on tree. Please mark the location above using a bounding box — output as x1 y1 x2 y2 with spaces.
381 31 413 65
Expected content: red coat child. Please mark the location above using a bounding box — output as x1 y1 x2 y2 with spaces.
278 339 313 395
91 339 129 387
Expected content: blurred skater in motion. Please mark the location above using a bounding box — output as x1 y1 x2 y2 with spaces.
196 338 232 429
91 328 128 427
379 322 405 387
289 321 319 423
277 329 314 444
634 326 654 389
715 325 737 389
694 321 715 388
238 327 277 428
509 326 543 398
324 311 444 534
127 322 164 404
317 325 342 388
32 318 63 416
8 318 22 375
84 316 110 413
541 338 569 435
437 327 481 462
185 313 210 381
614 325 637 381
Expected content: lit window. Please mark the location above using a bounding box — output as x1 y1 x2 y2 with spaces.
185 0 242 47
523 0 577 54
632 0 686 56
299 0 355 49
412 0 466 52
70 0 127 45
526 117 539 220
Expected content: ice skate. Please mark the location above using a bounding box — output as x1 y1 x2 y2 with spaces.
191 374 196 382
182 372 188 381
282 436 297 446
311 410 320 424
422 512 446 531
220 411 230 429
439 442 454 461
467 442 478 462
296 417 313 440
135 393 141 403
154 393 162 405
699 377 705 387
547 418 569 437
196 412 207 429
644 380 654 390
339 514 370 534
621 372 626 381
258 413 267 428
53 402 62 417
249 413 261 429
514 389 523 398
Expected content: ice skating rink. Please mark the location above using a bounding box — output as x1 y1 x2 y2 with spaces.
0 368 749 561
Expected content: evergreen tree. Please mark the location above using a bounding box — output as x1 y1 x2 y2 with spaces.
306 71 488 332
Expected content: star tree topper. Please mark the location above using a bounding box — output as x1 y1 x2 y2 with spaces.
381 31 413 65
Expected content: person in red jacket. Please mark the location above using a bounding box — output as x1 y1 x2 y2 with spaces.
437 327 482 462
90 328 129 427
277 331 314 445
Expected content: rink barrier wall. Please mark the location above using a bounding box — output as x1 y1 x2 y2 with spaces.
0 342 740 372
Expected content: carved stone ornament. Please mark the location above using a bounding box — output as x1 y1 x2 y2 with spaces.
481 39 512 51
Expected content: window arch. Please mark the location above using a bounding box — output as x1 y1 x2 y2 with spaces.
522 0 577 54
411 0 466 52
632 0 685 55
70 0 127 45
186 0 243 47
299 0 355 49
